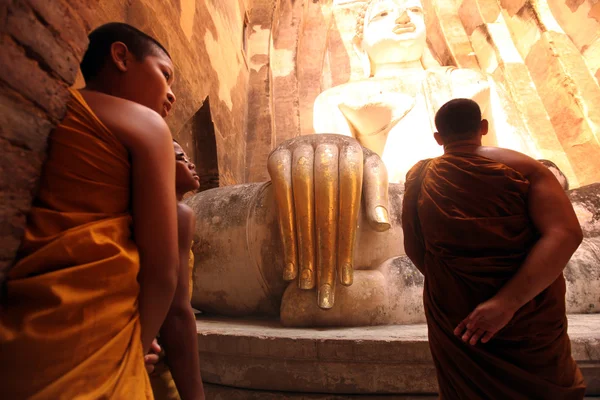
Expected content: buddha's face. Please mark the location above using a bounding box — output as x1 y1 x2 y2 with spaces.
362 0 427 66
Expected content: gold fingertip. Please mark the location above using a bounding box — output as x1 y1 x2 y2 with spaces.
341 263 353 286
318 284 334 309
299 268 315 289
283 262 297 281
373 206 391 231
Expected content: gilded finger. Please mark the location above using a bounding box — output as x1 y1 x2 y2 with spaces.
363 149 391 232
292 144 316 289
337 141 363 286
267 148 298 281
314 143 339 309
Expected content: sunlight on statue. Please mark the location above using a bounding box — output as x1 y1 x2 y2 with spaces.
186 0 598 327
314 0 534 183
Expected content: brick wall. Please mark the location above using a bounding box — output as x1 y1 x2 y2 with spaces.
0 0 91 278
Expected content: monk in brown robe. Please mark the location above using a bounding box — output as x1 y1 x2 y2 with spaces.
402 98 586 399
0 23 179 399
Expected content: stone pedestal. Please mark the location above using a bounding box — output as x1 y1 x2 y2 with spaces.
197 315 600 397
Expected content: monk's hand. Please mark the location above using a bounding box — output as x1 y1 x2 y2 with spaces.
267 134 390 309
144 338 161 375
454 297 517 345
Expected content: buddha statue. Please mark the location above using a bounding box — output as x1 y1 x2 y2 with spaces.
313 0 534 183
187 0 599 326
267 0 539 311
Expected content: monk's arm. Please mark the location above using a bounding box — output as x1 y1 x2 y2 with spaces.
494 164 583 311
401 163 427 273
402 216 426 272
127 110 179 353
161 204 205 399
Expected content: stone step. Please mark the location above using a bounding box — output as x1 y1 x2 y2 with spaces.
196 314 600 397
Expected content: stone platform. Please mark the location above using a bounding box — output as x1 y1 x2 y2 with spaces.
197 315 600 397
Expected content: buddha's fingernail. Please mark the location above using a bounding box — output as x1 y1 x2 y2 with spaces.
374 206 391 230
318 284 334 309
341 263 353 286
283 262 296 281
299 269 315 289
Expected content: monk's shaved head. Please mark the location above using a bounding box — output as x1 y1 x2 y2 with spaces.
81 22 170 82
435 98 482 140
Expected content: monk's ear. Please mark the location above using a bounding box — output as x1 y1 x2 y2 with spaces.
480 119 489 136
110 42 130 72
433 132 444 146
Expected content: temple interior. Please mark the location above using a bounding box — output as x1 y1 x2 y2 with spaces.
1 0 600 398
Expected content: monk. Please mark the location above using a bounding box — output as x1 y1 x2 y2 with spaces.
148 140 205 399
0 23 179 399
402 98 586 399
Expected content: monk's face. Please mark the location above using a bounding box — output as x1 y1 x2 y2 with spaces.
124 47 176 118
174 142 200 194
362 0 426 65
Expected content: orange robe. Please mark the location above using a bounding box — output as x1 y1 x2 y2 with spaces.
149 249 195 400
402 153 585 400
0 89 153 399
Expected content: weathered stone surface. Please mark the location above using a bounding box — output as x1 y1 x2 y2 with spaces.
196 314 600 395
0 0 88 276
270 0 302 147
463 10 579 185
459 0 501 36
497 0 600 186
280 270 390 327
26 0 90 57
526 31 600 185
187 182 287 317
500 3 543 60
6 1 82 84
0 35 71 121
244 0 275 183
297 1 334 135
546 0 600 82
424 0 481 69
203 383 438 399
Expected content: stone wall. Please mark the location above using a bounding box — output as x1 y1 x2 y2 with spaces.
80 0 251 187
0 0 91 277
1 0 251 276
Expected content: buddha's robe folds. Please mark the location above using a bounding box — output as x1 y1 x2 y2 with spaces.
402 153 586 400
0 89 152 399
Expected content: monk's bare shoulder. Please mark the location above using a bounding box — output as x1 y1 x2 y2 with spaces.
475 146 544 179
176 203 195 247
78 90 170 150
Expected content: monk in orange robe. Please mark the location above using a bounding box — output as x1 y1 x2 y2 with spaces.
402 98 586 399
148 141 205 399
0 23 179 399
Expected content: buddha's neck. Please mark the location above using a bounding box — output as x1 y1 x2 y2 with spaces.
372 61 424 78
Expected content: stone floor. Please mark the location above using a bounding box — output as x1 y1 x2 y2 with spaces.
204 382 599 399
196 314 600 398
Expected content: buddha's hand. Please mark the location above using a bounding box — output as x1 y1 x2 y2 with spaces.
267 134 390 309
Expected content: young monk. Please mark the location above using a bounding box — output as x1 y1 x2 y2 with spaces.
402 98 586 399
0 23 179 398
148 140 205 399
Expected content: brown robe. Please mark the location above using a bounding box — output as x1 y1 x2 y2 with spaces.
402 152 586 400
